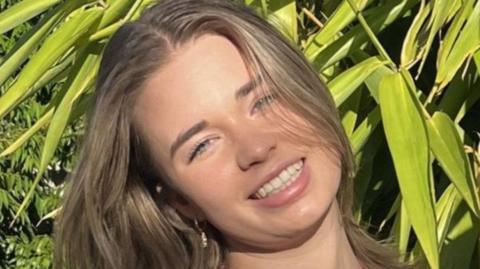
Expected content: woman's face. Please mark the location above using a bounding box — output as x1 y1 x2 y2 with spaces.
134 34 342 251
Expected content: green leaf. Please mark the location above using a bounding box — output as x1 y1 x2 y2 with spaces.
85 0 145 42
350 107 380 155
379 72 439 269
327 56 384 106
427 112 480 217
353 51 395 103
352 128 382 220
0 0 80 87
268 0 297 42
437 72 474 122
415 0 456 76
304 0 371 60
0 109 53 158
436 0 474 69
10 47 99 226
435 184 461 251
440 202 479 268
435 0 480 90
312 0 416 71
400 1 431 69
0 5 103 119
0 0 62 35
98 0 133 28
391 199 411 254
339 89 362 138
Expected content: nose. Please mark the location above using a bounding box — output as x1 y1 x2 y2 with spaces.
235 124 277 171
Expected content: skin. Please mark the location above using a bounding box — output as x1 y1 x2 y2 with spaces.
133 34 362 269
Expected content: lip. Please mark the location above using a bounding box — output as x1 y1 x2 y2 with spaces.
249 158 310 208
247 157 305 199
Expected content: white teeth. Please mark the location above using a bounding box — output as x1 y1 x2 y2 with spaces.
264 182 273 193
271 178 282 188
279 170 290 182
294 162 301 169
258 188 266 197
287 166 296 175
253 160 304 199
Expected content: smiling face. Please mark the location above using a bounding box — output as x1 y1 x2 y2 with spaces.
133 34 342 251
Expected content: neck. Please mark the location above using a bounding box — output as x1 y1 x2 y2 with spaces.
225 201 363 269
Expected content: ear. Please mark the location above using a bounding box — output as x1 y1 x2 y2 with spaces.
167 192 206 221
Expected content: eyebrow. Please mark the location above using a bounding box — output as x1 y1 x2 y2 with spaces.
169 75 262 159
235 74 262 100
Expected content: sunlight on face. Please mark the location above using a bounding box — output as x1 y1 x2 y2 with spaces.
133 34 342 251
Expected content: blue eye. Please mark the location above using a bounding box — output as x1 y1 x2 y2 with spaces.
188 138 214 163
252 93 277 113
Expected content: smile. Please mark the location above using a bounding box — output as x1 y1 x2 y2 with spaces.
251 159 304 199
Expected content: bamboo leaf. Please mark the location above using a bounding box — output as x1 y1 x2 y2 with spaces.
345 0 395 69
0 65 85 158
10 48 99 226
91 0 145 41
391 199 411 254
340 89 362 138
379 72 439 269
312 0 416 71
436 184 461 251
0 6 103 119
350 50 395 103
304 0 371 60
0 0 62 35
427 112 480 217
352 127 383 220
350 107 380 155
453 79 480 123
327 56 384 106
98 0 133 28
130 0 158 20
0 109 53 158
415 0 455 76
437 72 473 121
437 0 474 68
435 0 480 90
268 0 297 42
0 0 81 87
400 1 431 69
440 202 480 268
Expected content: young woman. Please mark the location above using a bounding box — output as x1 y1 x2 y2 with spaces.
54 0 414 268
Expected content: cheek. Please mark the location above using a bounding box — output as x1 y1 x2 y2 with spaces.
269 106 324 146
308 148 343 200
174 168 237 207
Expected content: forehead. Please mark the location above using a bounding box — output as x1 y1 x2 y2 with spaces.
133 34 252 155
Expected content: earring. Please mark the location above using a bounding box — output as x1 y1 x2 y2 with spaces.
194 218 208 248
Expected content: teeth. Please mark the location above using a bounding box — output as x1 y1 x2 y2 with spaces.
253 160 304 199
279 170 290 182
271 178 282 188
264 183 273 193
286 166 296 175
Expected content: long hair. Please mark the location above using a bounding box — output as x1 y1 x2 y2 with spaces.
54 0 413 268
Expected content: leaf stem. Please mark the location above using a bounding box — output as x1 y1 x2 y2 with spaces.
301 7 324 29
346 0 397 71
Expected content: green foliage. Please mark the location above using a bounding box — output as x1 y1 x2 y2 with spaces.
0 0 82 267
0 0 479 268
